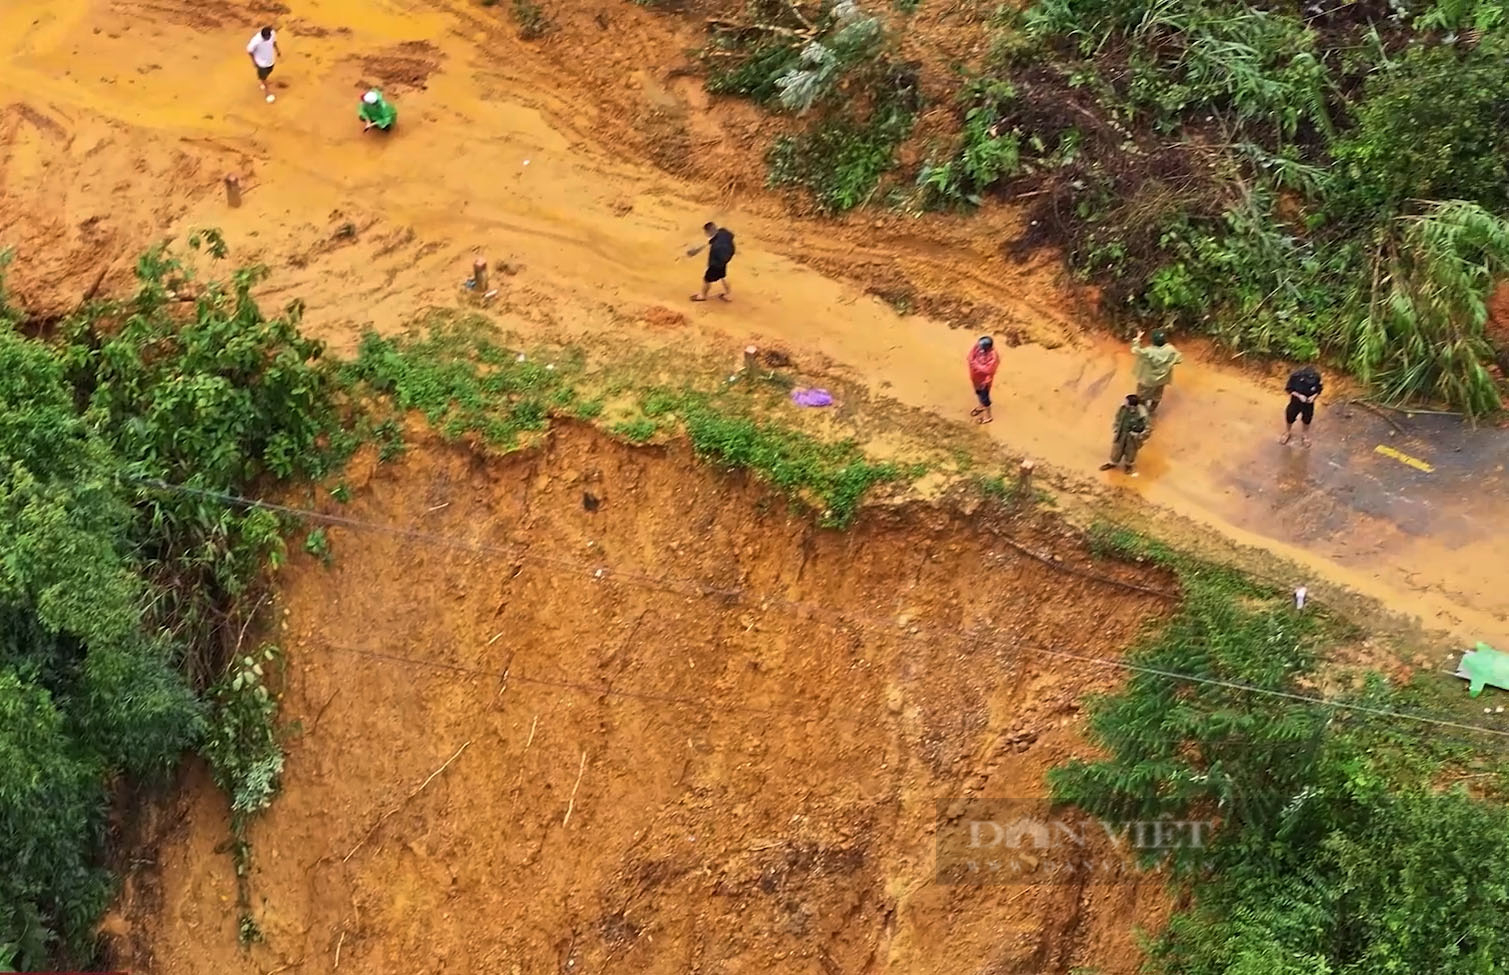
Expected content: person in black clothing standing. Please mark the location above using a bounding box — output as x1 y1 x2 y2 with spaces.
689 222 736 302
1281 366 1323 447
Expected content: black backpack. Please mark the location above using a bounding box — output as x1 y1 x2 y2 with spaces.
1288 367 1321 396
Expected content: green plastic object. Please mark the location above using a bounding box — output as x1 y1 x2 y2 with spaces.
359 89 397 131
1457 643 1509 697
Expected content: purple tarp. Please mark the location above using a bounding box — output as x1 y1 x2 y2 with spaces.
791 388 834 407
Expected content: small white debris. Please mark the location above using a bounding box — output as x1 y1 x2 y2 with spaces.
546 363 555 371
594 568 605 579
516 353 527 362
1294 586 1308 610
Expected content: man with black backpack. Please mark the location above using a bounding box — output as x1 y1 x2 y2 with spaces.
1282 366 1324 447
689 222 736 302
1100 393 1152 477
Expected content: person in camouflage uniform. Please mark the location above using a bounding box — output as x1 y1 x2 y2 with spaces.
1100 393 1151 476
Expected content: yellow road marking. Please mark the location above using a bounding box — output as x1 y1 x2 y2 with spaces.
1374 444 1434 473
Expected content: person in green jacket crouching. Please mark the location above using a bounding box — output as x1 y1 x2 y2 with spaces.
359 89 397 132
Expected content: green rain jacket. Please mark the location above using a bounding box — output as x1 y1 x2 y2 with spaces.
1132 336 1182 387
359 91 397 130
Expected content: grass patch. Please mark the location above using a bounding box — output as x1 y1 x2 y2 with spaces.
610 416 658 443
338 317 581 450
974 472 1020 503
679 396 913 527
337 321 924 528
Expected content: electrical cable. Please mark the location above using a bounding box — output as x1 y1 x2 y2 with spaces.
131 476 1509 743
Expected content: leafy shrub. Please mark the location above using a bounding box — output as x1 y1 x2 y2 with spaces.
202 645 284 821
774 13 884 112
768 79 918 213
1332 40 1509 217
706 38 805 103
60 238 343 673
709 2 919 213
918 79 1024 208
1059 529 1509 973
0 237 344 967
1345 202 1509 415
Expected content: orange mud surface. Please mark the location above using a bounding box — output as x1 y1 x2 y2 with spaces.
4 0 1505 654
113 426 1174 972
3 0 1508 967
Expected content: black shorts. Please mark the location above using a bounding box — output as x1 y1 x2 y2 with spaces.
974 385 992 408
1285 397 1314 425
256 64 275 81
704 263 727 284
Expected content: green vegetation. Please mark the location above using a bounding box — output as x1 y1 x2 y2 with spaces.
304 526 333 565
706 2 921 213
768 85 917 214
339 318 580 449
1057 526 1509 973
697 0 1509 412
509 0 551 39
917 79 1026 209
679 398 909 527
0 238 343 968
991 0 1509 412
343 321 916 527
610 416 659 443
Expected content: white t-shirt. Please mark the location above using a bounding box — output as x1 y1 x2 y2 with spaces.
247 31 277 68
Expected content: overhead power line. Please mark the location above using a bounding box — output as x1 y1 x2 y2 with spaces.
131 477 1509 742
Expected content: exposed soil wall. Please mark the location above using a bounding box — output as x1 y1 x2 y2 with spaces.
112 424 1173 974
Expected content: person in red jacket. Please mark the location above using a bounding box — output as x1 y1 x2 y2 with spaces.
968 335 999 424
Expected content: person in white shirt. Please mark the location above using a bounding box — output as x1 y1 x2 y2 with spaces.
246 26 281 97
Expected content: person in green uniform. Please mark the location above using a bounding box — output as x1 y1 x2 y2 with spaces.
359 89 397 132
1100 393 1151 477
1131 328 1182 415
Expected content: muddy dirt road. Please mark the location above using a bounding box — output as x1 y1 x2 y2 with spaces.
2 0 1505 649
